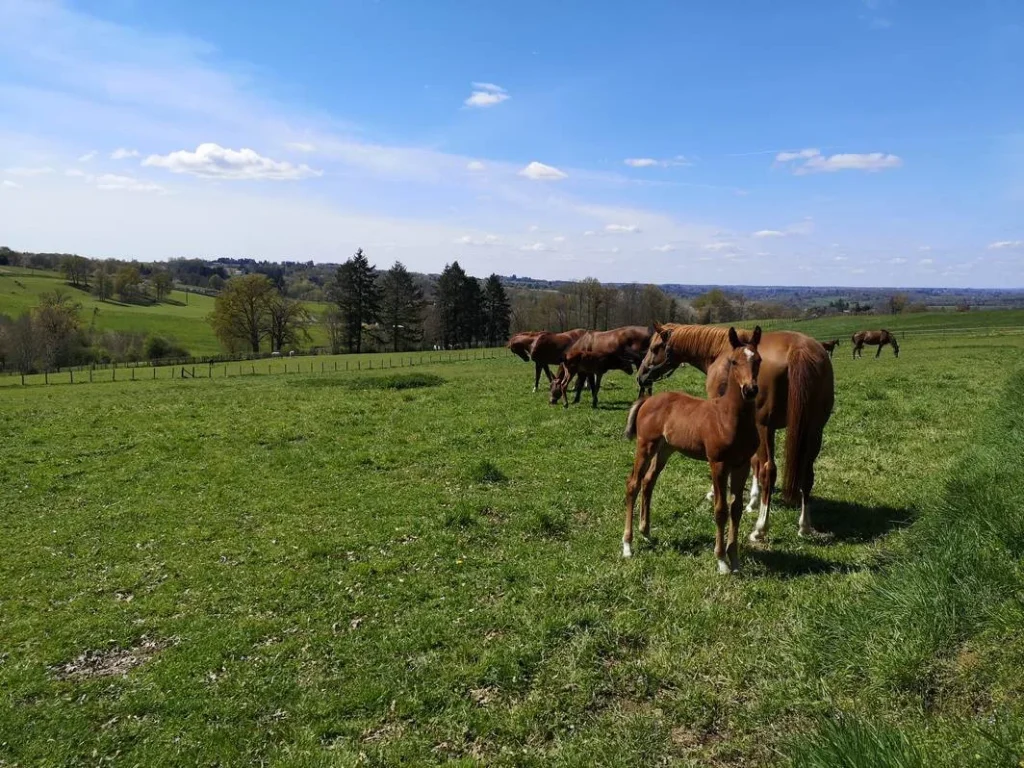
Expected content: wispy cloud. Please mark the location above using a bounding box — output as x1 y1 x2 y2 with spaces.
285 142 315 152
4 166 56 176
752 229 786 238
78 150 97 162
466 160 486 172
651 244 676 252
624 155 689 168
143 143 322 180
456 233 501 246
775 148 902 174
605 223 640 234
2 179 22 189
464 82 509 108
94 173 165 193
110 147 140 160
988 240 1023 249
520 242 553 252
518 161 567 181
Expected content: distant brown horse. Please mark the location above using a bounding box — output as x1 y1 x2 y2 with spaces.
637 324 834 540
819 339 840 358
852 329 899 359
549 326 653 408
523 329 586 392
508 331 546 388
624 327 762 573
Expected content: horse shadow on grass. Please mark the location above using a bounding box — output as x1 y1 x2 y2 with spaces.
808 498 914 544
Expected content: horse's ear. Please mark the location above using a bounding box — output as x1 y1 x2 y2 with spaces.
647 324 657 338
728 327 741 348
751 325 762 346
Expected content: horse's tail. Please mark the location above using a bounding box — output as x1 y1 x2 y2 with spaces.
624 396 646 440
783 346 824 505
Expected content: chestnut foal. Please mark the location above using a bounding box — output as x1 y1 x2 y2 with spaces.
622 327 762 574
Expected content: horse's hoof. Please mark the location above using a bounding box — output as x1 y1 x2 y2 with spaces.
705 491 715 502
716 559 732 575
748 530 767 543
622 542 633 558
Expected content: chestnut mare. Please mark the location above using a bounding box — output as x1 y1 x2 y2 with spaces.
522 329 586 391
508 331 547 388
852 329 899 359
819 339 840 358
549 326 653 408
637 324 834 541
623 327 762 573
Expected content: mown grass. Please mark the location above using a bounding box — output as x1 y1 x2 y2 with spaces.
1 331 1022 765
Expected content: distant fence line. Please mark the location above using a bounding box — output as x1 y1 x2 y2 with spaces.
1 347 511 389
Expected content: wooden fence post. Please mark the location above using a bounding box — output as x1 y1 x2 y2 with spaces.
70 369 74 384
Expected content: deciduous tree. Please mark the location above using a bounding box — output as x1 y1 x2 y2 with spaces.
209 273 277 353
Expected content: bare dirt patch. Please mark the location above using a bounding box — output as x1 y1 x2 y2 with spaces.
50 636 172 680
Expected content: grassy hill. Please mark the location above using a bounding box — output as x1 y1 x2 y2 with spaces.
0 269 330 358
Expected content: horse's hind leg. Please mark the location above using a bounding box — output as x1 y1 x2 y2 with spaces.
875 344 882 358
727 462 750 573
749 426 776 542
624 440 656 557
639 443 670 539
533 362 543 392
572 373 586 405
797 427 825 537
590 373 601 408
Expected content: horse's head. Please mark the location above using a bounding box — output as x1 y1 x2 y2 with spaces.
727 325 761 402
549 364 569 405
637 323 678 387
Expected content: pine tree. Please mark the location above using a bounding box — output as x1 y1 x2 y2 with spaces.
329 248 381 353
379 261 425 352
482 274 511 346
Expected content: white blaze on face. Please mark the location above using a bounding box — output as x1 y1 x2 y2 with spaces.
743 348 755 360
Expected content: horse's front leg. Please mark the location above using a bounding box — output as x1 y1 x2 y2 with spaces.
533 362 542 392
875 344 882 358
749 426 776 542
571 372 585 405
710 462 731 574
591 373 602 408
727 462 749 573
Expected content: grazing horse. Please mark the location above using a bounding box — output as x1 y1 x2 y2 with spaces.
623 327 762 573
637 324 834 541
524 329 586 392
819 339 840 358
852 329 899 359
508 331 546 387
549 326 653 408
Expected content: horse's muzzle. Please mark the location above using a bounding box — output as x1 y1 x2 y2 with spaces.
742 384 759 400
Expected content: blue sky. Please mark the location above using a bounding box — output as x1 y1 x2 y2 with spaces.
1 0 1022 287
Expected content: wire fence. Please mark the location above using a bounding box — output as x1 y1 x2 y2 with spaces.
1 347 512 389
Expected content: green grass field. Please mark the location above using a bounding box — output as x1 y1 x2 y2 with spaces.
0 269 330 357
2 327 1023 766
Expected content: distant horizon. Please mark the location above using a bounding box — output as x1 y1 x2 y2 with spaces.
1 1 1022 289
4 244 1023 295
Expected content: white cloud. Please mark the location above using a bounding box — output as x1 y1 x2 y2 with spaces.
583 230 597 236
605 223 640 234
285 142 315 152
624 155 689 168
518 161 567 181
466 160 486 172
93 173 165 193
65 168 88 177
4 166 55 176
2 179 21 188
775 148 902 174
520 242 553 252
889 257 907 264
703 242 736 252
78 150 97 162
456 233 501 246
464 82 509 108
988 240 1023 250
110 147 140 160
652 244 676 252
919 258 934 265
552 235 566 243
143 143 322 180
918 245 932 252
753 229 785 238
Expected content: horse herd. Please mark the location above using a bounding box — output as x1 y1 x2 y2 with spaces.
507 324 901 574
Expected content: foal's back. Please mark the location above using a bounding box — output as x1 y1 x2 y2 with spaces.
633 391 715 460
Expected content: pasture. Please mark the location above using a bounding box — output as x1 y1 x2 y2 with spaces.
2 327 1023 766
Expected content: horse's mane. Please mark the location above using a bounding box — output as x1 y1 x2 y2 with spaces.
663 324 732 370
